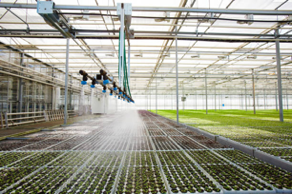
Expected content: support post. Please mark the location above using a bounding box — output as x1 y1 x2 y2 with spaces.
287 88 289 110
164 94 165 110
156 77 158 114
43 110 49 122
18 53 24 113
214 85 216 111
0 112 3 129
182 83 185 111
64 38 70 125
252 69 256 114
195 90 197 110
150 89 151 111
146 94 148 110
175 26 179 124
4 112 8 128
275 28 284 122
205 68 208 114
275 82 278 111
264 89 266 110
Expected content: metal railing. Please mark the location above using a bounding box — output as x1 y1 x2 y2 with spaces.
0 110 78 129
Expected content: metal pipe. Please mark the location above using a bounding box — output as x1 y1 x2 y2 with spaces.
2 34 292 43
205 68 208 114
119 4 125 89
264 89 266 110
275 29 284 122
18 53 24 113
287 88 289 110
1 3 292 15
5 28 287 37
64 38 70 125
175 26 179 124
156 77 158 114
150 89 151 111
128 44 130 88
245 81 247 111
275 82 278 111
214 85 216 111
252 69 256 114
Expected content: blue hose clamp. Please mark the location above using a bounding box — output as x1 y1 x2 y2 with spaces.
81 81 87 85
90 85 95 88
102 90 106 93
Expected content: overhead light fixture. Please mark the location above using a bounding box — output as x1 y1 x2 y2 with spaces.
84 53 94 57
191 54 200 58
247 55 257 59
134 53 143 57
105 53 115 57
155 11 170 22
237 14 254 25
218 56 227 60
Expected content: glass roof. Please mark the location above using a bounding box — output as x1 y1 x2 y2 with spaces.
0 0 292 95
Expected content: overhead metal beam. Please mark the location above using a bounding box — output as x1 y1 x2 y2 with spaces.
1 34 292 42
1 3 292 15
4 29 292 38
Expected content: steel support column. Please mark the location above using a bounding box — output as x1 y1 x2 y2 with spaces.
252 69 256 114
150 89 151 111
205 68 208 114
64 38 70 125
215 85 217 111
287 88 289 110
275 29 284 122
156 77 158 114
264 89 266 110
275 82 278 111
18 53 24 113
175 26 179 124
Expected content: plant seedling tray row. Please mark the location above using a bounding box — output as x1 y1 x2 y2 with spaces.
151 137 181 150
215 150 292 191
1 110 292 194
6 166 77 194
9 152 62 167
0 152 33 167
124 152 158 166
116 166 167 194
127 137 154 151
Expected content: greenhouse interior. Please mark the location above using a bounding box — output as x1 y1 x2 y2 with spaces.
0 0 292 193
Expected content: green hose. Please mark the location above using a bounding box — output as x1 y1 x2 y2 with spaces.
118 30 132 98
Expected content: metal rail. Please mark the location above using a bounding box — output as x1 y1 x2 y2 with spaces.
0 3 292 15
